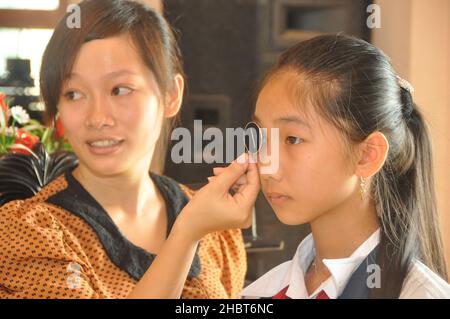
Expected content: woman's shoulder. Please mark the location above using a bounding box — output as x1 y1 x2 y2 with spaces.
400 259 450 299
0 174 75 257
0 174 99 297
0 173 69 218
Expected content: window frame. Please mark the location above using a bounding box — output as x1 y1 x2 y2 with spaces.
0 0 71 29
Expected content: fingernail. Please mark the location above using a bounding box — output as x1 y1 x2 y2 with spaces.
236 152 248 165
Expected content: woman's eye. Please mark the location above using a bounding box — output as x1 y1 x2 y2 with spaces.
64 91 82 101
112 86 132 96
286 136 304 145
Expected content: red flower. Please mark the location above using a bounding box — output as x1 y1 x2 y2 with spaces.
0 92 9 122
11 129 40 155
55 118 65 139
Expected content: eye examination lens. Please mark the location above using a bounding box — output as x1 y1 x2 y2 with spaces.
244 121 263 154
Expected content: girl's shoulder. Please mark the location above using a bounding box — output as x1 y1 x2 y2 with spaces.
400 259 450 299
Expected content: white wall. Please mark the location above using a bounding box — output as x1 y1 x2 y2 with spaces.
373 0 450 274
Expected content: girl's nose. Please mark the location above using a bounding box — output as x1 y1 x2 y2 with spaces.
256 126 283 179
259 163 283 181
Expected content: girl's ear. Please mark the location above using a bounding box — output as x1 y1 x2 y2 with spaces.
355 131 389 178
165 74 184 118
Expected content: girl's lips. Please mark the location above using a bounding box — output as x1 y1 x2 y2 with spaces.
86 139 124 155
266 192 291 205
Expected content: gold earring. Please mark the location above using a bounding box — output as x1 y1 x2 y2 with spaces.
360 177 367 200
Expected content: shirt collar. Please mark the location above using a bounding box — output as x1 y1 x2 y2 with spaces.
240 229 380 299
320 229 380 298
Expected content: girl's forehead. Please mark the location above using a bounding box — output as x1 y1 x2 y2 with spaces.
256 74 316 123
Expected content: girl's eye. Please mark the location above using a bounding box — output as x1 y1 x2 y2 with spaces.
286 136 304 145
112 86 132 96
64 91 83 101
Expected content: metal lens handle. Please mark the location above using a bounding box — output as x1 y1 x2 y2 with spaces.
244 121 262 154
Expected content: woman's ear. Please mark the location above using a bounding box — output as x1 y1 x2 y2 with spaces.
355 131 389 178
165 74 184 118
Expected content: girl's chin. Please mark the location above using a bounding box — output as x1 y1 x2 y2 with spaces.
273 208 310 226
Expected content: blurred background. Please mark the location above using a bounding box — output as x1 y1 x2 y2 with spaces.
0 0 448 284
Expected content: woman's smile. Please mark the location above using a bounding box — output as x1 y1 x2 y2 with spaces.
86 137 125 155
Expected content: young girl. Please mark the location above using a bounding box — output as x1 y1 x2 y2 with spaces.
0 0 260 299
226 34 449 298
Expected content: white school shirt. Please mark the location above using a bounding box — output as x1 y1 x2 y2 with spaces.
240 229 450 299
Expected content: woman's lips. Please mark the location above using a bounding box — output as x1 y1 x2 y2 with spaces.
86 138 124 155
266 192 291 205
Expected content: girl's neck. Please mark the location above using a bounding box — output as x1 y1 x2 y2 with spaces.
72 164 160 218
310 193 380 261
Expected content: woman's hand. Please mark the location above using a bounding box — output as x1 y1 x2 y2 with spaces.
130 153 259 298
173 153 260 242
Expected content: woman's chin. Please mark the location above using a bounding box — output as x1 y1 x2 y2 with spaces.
77 158 128 178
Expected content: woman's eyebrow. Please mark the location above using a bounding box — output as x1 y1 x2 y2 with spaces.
67 70 139 80
103 70 139 79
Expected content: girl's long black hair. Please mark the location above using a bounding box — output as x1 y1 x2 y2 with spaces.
261 34 447 298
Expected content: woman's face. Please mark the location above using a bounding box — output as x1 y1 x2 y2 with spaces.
254 71 359 225
58 34 163 177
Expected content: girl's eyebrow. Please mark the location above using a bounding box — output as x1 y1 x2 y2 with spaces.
251 114 310 128
274 115 310 128
251 114 262 124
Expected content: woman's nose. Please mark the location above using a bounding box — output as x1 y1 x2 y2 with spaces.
85 97 115 130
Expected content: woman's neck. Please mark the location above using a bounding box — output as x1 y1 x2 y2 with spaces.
310 192 380 262
72 165 160 218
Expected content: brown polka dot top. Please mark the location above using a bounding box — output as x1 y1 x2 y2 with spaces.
0 171 247 299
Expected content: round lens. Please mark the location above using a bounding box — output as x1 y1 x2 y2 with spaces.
244 121 262 154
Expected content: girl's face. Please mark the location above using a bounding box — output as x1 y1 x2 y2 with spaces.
254 71 359 225
58 34 164 177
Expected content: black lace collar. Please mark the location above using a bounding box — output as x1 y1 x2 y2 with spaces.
46 170 201 280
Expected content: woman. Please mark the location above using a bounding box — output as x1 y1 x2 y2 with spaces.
0 0 259 299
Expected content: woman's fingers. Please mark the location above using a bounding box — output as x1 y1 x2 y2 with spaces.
211 153 250 194
233 160 260 206
208 174 247 187
178 153 260 237
211 155 250 188
208 176 243 193
213 167 226 176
